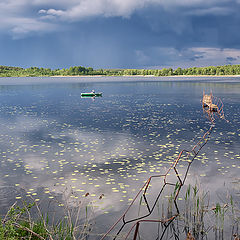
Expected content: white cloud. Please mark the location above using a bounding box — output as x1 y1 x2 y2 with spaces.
38 0 236 21
190 47 240 65
36 0 150 19
187 6 233 16
0 0 59 37
0 0 239 37
135 47 240 68
39 0 145 19
11 18 58 39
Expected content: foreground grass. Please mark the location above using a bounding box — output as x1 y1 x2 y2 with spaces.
1 183 239 240
0 193 94 240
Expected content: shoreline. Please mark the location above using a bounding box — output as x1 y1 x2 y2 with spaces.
50 74 240 78
1 74 240 79
0 75 240 85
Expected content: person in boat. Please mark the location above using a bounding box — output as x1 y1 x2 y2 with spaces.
91 90 95 94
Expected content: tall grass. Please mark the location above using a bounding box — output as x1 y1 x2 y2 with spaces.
0 190 95 240
177 183 239 240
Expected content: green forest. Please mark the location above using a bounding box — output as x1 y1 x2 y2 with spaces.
1 64 240 77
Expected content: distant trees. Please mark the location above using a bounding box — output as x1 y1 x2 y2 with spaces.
174 67 183 75
1 64 240 77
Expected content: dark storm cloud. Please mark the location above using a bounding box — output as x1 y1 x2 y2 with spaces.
226 56 239 64
1 0 240 68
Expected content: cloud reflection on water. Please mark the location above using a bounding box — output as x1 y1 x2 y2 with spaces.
0 79 239 238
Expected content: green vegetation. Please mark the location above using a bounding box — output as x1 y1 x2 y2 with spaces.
1 64 240 77
1 185 239 240
0 194 93 240
163 183 240 239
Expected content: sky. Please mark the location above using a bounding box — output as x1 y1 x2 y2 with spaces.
1 0 240 69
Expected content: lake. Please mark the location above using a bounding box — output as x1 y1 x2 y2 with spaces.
0 76 239 239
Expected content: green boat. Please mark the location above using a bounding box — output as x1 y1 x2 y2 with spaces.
81 92 102 97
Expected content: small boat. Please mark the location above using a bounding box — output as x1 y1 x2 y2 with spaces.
81 92 102 97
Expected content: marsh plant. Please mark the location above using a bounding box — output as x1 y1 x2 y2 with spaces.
174 183 240 240
129 181 239 240
0 190 95 240
148 182 240 240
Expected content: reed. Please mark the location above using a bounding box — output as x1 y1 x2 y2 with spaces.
170 183 240 240
0 189 95 240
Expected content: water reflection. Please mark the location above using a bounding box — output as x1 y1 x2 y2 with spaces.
0 77 239 239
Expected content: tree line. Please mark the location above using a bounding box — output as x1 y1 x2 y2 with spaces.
1 64 240 77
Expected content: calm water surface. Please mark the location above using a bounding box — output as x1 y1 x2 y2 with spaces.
0 77 239 239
